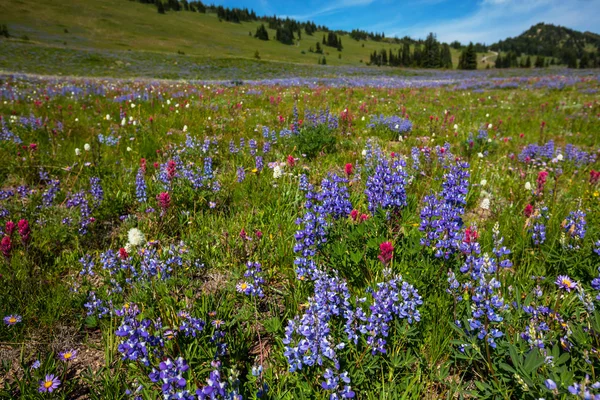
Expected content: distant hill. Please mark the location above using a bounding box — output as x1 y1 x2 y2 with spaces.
490 22 600 60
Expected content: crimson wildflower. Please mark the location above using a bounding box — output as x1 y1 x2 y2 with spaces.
378 242 394 265
17 219 30 243
156 192 171 212
1 236 11 258
5 220 15 236
345 163 353 176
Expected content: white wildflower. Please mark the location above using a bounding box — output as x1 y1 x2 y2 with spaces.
525 182 532 191
362 149 367 157
273 165 283 179
84 143 91 151
557 153 563 161
126 147 132 152
127 228 146 247
183 125 188 132
480 179 487 186
480 198 490 210
75 148 81 156
478 152 484 158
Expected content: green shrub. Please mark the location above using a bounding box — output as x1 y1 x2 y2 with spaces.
293 124 337 159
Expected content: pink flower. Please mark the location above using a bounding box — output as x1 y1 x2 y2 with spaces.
524 204 534 218
156 192 171 212
378 242 394 265
537 171 549 194
1 236 11 258
17 219 30 243
463 227 478 244
350 209 359 221
5 221 16 236
345 163 353 176
287 155 295 167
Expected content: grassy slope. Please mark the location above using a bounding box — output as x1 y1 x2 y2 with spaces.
2 0 494 69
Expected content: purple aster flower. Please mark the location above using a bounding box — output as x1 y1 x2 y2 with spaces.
39 374 60 393
555 275 577 292
59 349 78 362
3 314 22 326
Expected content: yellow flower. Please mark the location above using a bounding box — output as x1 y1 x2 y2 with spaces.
594 191 599 198
252 168 258 173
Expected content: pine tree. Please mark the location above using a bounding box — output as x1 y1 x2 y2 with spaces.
458 43 477 70
494 53 503 68
580 52 589 69
534 55 545 68
525 56 531 68
254 24 269 41
401 43 411 66
440 43 452 69
423 32 441 68
156 0 166 14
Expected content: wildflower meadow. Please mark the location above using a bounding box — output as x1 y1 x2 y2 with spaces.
0 69 599 399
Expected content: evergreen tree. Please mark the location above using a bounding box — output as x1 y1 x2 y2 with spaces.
534 55 545 68
440 43 452 69
580 52 589 69
156 0 166 14
401 43 411 66
412 45 422 67
525 56 531 68
423 32 441 68
254 24 269 41
315 42 322 54
380 49 387 65
458 42 477 70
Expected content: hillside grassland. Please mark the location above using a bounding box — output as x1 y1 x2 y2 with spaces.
0 0 495 70
0 69 599 399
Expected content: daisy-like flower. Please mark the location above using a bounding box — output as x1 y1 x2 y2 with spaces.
555 275 577 292
59 349 78 362
31 360 41 370
211 319 224 328
3 314 22 326
236 281 250 295
39 374 60 393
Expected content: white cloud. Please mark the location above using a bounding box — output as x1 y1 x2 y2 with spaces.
290 0 376 20
386 0 600 44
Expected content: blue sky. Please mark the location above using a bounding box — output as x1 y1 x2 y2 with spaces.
210 0 600 44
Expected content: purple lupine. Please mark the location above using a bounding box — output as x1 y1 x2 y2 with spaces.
66 191 91 234
365 152 408 216
135 168 147 203
89 177 103 207
237 261 265 298
563 209 586 249
236 167 245 183
42 179 60 207
419 160 469 258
